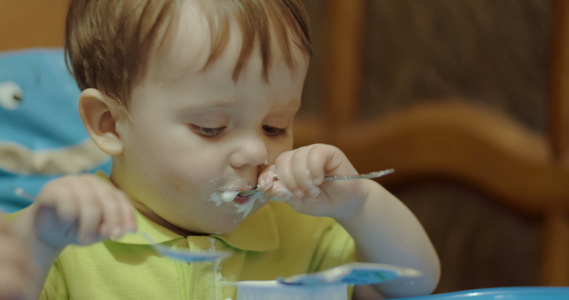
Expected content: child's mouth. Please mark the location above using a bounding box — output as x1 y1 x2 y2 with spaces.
209 190 240 205
209 189 256 205
233 194 249 205
208 188 268 219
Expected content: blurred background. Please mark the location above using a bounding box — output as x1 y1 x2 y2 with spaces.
1 0 569 295
298 0 569 294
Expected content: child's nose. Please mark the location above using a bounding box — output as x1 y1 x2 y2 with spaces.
229 134 268 169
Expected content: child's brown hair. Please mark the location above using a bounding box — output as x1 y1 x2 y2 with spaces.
65 0 312 106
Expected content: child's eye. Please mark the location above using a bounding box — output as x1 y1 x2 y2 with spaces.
263 125 288 137
190 124 226 137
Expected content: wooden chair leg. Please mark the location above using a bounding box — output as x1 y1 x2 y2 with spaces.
541 209 569 285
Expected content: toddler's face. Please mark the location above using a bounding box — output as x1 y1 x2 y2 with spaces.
111 5 308 235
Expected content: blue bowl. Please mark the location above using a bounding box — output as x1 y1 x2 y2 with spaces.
398 287 569 299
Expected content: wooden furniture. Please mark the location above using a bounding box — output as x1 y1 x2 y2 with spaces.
0 0 67 51
293 0 569 286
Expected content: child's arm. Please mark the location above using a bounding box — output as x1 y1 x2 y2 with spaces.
9 174 136 298
337 178 440 298
0 215 38 300
259 143 440 298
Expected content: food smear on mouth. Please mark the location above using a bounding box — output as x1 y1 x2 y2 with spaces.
208 189 270 219
233 191 268 219
209 191 240 206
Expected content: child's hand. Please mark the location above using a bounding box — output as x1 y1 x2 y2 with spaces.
31 174 136 250
258 144 369 220
0 217 37 300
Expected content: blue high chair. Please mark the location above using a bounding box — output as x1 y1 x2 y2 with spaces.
0 48 112 212
398 287 569 300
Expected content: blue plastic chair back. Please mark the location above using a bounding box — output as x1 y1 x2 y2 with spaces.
0 48 111 212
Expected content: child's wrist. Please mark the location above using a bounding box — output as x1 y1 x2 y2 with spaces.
333 180 386 225
333 198 369 224
11 207 64 270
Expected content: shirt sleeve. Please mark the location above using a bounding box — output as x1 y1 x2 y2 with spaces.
309 221 357 273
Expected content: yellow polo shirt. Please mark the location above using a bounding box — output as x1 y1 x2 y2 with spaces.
41 201 356 299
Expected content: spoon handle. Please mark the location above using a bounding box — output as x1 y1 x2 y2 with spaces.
238 168 394 196
324 168 394 181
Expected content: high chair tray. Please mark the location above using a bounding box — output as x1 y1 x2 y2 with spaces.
398 287 569 300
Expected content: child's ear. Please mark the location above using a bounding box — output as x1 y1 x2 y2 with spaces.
79 88 125 156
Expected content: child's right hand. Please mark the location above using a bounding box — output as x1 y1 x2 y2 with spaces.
31 174 136 250
0 216 37 300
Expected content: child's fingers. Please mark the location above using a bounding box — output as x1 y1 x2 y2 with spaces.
278 145 330 199
98 188 135 238
78 179 137 243
33 174 136 248
94 187 121 238
267 147 315 199
273 151 303 197
258 164 278 191
258 165 294 200
39 181 79 224
305 145 328 185
76 189 103 244
288 146 320 198
65 177 109 244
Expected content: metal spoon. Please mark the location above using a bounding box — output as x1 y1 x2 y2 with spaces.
138 232 232 263
239 168 395 196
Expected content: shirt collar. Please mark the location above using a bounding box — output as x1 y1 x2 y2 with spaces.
216 203 279 251
111 209 182 244
113 204 280 252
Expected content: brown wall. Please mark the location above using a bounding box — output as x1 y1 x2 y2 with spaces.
0 0 68 51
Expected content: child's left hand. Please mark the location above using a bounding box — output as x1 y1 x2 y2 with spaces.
259 143 441 298
258 143 370 220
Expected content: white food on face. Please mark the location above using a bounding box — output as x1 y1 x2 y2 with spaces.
209 191 240 206
221 191 240 202
209 192 223 206
235 191 268 219
209 189 269 219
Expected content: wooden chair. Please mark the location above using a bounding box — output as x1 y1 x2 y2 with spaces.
293 0 569 286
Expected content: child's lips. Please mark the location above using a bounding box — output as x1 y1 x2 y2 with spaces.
233 194 249 205
212 185 255 205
